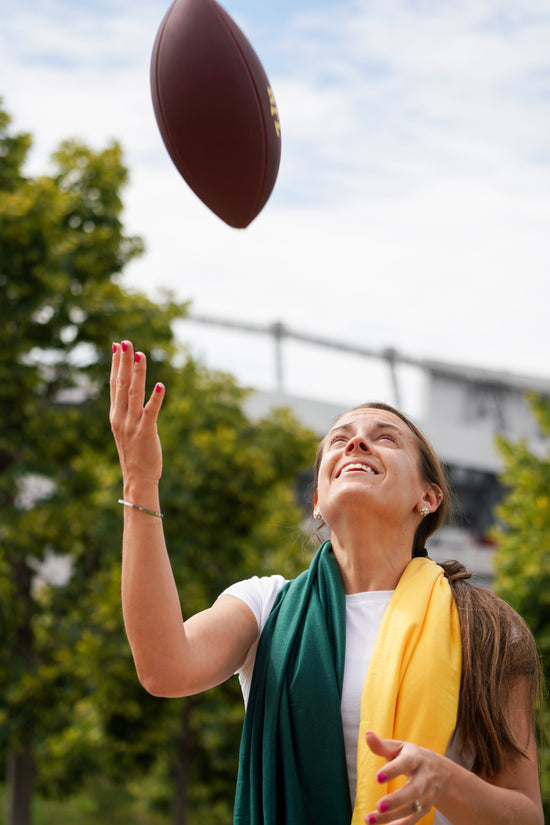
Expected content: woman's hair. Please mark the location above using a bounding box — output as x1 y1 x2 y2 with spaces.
311 401 542 777
442 560 542 777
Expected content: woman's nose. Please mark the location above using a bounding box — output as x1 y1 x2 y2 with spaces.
345 435 370 454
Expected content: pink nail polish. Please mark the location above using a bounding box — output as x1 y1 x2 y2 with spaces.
134 353 141 363
121 342 128 352
377 771 387 783
112 343 117 353
368 816 377 825
155 383 163 393
380 801 389 813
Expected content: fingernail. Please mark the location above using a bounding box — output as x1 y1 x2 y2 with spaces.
368 816 377 825
377 772 387 784
155 383 163 393
380 801 389 813
121 342 128 352
112 343 117 353
135 353 141 363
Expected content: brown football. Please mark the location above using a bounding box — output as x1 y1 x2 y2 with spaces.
150 0 282 228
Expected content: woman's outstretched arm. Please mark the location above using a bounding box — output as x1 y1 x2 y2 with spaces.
110 341 257 697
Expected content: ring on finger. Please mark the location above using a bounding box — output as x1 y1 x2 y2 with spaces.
413 800 423 814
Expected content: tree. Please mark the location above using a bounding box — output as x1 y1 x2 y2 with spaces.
0 101 318 825
492 393 550 817
0 99 184 825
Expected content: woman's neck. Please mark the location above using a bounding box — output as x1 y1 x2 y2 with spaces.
329 522 414 594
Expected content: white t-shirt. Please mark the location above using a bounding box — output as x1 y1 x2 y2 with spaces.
223 574 462 825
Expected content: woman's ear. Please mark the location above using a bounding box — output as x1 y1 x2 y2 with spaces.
419 483 443 516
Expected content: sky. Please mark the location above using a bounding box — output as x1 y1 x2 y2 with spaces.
2 0 550 413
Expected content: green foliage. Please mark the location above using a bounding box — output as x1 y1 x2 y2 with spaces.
0 102 183 777
0 103 31 190
493 393 550 816
0 101 318 824
0 781 171 825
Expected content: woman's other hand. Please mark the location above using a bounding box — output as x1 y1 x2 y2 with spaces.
363 731 450 824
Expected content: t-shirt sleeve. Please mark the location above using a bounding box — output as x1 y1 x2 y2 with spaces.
222 574 287 633
220 574 287 705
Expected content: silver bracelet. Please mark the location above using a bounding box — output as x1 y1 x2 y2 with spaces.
118 499 163 519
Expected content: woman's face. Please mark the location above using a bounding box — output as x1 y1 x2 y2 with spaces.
314 407 434 530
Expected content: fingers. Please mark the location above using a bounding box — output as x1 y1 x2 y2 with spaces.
364 734 445 825
365 736 420 823
110 340 134 418
117 340 136 414
110 341 165 429
366 791 425 825
144 378 165 423
128 348 147 418
366 731 403 764
366 805 421 825
110 342 120 410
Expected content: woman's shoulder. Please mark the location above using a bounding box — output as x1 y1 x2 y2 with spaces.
222 574 288 632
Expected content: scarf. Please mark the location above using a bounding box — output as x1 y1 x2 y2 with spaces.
234 541 461 825
352 553 462 824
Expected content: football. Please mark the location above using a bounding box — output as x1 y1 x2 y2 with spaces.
150 0 282 228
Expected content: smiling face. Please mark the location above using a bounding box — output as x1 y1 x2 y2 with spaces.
313 407 440 536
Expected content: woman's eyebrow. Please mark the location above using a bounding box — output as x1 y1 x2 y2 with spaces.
328 423 353 435
374 422 404 435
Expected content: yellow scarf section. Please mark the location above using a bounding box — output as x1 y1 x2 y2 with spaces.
352 558 462 825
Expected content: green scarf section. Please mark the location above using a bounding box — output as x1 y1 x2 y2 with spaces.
234 541 352 825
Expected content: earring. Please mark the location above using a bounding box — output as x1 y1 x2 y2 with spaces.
313 510 322 520
420 506 430 518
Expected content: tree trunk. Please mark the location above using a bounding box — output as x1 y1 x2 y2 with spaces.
172 698 194 825
7 559 36 825
6 747 34 825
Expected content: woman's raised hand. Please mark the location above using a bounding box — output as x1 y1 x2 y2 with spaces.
110 341 165 487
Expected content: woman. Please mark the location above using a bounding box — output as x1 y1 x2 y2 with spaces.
110 341 543 825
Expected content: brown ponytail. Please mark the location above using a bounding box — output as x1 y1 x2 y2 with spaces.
442 560 542 777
